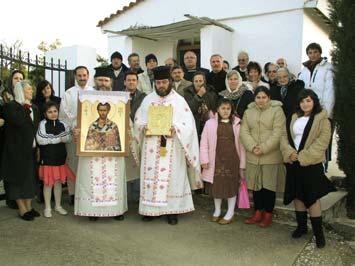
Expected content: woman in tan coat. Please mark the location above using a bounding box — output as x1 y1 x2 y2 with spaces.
241 86 286 227
281 89 335 248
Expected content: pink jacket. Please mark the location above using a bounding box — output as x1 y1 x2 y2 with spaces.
200 115 246 183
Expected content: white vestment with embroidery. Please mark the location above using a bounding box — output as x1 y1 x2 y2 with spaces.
134 90 200 216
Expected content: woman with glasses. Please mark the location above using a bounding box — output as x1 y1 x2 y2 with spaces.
270 68 305 118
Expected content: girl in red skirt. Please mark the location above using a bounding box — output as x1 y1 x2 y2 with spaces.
36 101 75 218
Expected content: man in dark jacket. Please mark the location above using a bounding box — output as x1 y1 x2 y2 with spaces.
107 51 129 91
207 54 227 95
128 53 144 74
124 71 146 121
183 51 209 82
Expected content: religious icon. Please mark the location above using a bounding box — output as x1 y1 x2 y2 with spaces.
77 90 130 156
145 105 173 136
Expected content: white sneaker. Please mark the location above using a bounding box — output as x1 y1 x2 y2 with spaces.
54 206 68 215
44 209 52 218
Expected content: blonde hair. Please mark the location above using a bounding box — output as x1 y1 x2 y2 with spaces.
14 80 32 104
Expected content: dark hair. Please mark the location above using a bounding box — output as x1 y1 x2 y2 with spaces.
184 50 197 57
36 80 55 103
295 89 322 116
124 71 139 80
254 86 271 98
43 100 59 114
128 53 139 62
7 69 25 91
247 61 262 75
264 62 271 74
223 60 230 68
74 66 89 75
217 98 235 122
171 65 183 72
306 42 322 54
192 71 206 82
97 102 111 111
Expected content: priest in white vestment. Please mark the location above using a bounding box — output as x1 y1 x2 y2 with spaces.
59 66 94 204
134 66 203 225
74 67 129 221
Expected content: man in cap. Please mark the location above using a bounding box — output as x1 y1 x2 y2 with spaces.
107 51 129 91
134 66 203 225
137 53 158 94
74 67 128 221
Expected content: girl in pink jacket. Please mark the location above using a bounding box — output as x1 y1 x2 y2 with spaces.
200 98 246 225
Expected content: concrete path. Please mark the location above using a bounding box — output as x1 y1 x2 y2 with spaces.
0 200 310 266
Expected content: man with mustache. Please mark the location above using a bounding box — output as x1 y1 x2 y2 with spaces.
134 66 203 225
59 66 94 205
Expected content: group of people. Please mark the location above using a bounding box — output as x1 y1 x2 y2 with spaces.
0 42 335 248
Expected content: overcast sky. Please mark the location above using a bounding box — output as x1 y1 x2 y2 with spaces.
0 0 132 58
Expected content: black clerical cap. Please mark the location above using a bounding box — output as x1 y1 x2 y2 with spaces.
94 67 111 78
153 66 171 80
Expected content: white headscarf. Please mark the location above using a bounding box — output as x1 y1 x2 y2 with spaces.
14 80 31 104
225 70 243 92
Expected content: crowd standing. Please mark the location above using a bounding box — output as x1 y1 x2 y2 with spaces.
0 42 335 248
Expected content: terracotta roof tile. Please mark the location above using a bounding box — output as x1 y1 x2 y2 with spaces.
97 0 145 27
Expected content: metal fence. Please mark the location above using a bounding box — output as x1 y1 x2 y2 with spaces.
0 44 73 98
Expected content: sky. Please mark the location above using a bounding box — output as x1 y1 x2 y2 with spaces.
0 0 132 58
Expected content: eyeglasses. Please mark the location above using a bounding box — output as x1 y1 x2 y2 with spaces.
268 70 277 73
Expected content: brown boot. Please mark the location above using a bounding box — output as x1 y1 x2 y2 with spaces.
244 210 263 224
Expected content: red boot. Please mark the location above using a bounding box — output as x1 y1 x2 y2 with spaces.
244 210 263 224
259 212 273 228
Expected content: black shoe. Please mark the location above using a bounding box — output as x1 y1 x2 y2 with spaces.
167 214 178 225
6 200 18 209
69 195 75 206
29 208 41 218
88 217 99 221
142 216 154 222
19 211 34 221
310 216 326 248
113 215 124 221
292 211 308 238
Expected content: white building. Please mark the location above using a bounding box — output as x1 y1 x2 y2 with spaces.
97 0 331 75
45 45 96 96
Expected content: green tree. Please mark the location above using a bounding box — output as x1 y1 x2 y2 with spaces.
97 54 109 67
329 0 355 218
0 40 28 88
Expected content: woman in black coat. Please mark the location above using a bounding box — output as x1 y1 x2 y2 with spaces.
270 67 305 118
34 80 61 120
1 80 40 221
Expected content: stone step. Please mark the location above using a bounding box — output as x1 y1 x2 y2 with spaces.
273 191 348 224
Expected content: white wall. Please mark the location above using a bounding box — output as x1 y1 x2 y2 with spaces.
302 11 332 66
222 9 304 75
101 0 330 76
101 0 305 32
131 38 175 70
107 35 133 65
200 25 233 69
45 46 96 97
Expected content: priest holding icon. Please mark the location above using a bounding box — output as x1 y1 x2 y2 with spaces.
134 66 202 225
